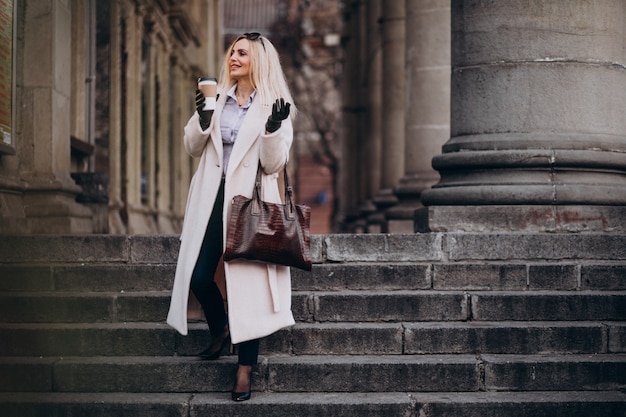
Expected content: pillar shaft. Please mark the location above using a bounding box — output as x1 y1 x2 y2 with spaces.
124 5 154 234
402 0 450 191
380 0 406 190
17 0 92 233
365 0 406 232
419 0 626 233
340 0 367 222
386 0 450 233
107 0 125 233
156 39 174 232
365 0 383 200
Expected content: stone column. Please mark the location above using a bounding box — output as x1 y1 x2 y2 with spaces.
358 0 383 231
107 0 126 234
18 0 92 233
156 39 175 233
386 0 450 233
70 0 88 147
367 0 383 197
340 0 367 228
353 2 370 232
143 30 157 213
369 0 405 231
124 6 154 234
418 0 626 233
170 59 192 232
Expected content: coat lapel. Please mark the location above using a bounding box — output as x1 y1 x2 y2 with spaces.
209 94 227 163
225 98 270 178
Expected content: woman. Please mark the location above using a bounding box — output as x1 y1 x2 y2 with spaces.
166 33 297 402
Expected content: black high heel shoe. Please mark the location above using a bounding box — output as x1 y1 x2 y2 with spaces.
198 325 230 360
231 365 252 402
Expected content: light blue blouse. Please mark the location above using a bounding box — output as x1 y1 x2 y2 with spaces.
220 83 256 176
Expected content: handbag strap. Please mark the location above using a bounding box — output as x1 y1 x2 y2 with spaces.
282 164 297 220
251 164 263 216
253 162 297 220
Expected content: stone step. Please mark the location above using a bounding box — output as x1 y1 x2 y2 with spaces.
293 262 626 291
5 261 625 293
0 235 181 265
1 233 624 415
481 354 626 392
0 391 624 417
296 290 626 323
1 290 625 324
0 291 171 323
0 264 175 293
269 354 626 393
0 321 622 357
1 354 624 394
3 234 626 264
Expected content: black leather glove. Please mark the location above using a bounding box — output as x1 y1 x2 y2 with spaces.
265 98 291 133
195 89 214 130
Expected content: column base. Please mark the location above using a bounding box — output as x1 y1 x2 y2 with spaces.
415 205 626 233
386 201 424 233
0 190 29 234
364 188 400 233
366 212 386 234
1 176 95 234
126 203 158 234
385 173 434 233
107 200 127 235
23 193 93 234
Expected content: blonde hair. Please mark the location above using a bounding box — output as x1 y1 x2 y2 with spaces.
218 34 297 117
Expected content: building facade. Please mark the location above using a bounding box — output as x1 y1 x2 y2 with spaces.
0 0 222 234
340 0 626 234
2 0 624 235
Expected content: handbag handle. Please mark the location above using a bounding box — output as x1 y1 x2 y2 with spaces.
253 162 297 221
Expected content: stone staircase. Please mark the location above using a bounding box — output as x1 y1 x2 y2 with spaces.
0 233 625 416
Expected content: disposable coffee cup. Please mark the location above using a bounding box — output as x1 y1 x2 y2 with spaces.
198 77 217 110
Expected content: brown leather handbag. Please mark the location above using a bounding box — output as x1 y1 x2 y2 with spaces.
223 163 312 271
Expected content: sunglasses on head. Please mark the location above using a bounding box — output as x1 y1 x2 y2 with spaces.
244 32 261 40
240 32 266 50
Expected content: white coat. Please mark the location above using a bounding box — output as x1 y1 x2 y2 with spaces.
166 90 296 344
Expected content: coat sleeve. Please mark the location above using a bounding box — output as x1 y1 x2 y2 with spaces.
259 117 293 174
183 112 211 158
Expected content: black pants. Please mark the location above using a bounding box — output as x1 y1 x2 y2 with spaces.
190 179 259 366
